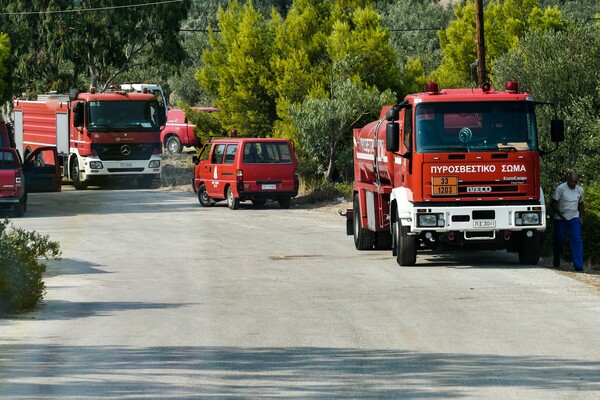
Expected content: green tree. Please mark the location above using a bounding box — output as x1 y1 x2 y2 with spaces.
0 33 9 102
1 0 190 95
197 0 276 137
290 75 394 184
492 25 600 191
379 0 454 77
432 0 566 88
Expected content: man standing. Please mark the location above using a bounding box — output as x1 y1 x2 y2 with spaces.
551 172 585 271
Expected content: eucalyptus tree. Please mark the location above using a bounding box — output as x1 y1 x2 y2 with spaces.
1 0 190 95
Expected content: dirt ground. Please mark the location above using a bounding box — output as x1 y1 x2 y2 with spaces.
161 151 600 290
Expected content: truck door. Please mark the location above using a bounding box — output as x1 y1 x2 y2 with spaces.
23 147 61 192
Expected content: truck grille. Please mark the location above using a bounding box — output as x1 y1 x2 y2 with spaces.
92 143 159 161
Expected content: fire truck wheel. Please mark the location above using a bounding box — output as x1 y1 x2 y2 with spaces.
395 221 417 266
226 186 240 210
375 232 392 250
278 197 291 209
197 184 213 207
518 231 541 265
353 194 374 250
165 136 183 154
70 158 88 190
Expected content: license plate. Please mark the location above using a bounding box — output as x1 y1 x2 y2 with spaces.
432 176 458 196
119 162 133 167
474 220 496 228
261 184 276 190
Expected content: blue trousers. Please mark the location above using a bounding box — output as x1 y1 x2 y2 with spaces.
553 218 583 270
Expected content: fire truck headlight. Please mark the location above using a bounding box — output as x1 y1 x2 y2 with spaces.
418 213 444 227
89 161 103 169
516 212 540 226
148 160 161 168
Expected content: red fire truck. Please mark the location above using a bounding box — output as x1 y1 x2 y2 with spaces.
13 88 166 189
347 81 564 266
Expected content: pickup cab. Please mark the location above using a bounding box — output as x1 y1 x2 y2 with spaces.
161 108 219 154
0 121 61 217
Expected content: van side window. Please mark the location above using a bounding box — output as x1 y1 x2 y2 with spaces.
224 144 238 164
197 144 211 162
244 143 262 164
212 144 225 164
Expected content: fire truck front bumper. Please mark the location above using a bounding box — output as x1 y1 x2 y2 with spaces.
409 204 546 233
84 156 162 177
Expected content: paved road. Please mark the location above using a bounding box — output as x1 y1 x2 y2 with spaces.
1 188 599 399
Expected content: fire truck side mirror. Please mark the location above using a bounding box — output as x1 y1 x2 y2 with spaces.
386 108 399 121
550 119 565 142
72 102 84 127
386 122 400 152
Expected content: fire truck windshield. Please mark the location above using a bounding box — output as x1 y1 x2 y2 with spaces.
87 100 160 132
415 101 537 153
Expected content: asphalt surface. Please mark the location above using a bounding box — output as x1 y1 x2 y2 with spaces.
1 187 599 399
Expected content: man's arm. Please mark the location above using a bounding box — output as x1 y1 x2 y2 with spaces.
551 198 565 220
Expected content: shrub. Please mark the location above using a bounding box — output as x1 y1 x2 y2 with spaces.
0 219 61 315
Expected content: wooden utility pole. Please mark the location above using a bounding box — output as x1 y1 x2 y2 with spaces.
475 0 486 85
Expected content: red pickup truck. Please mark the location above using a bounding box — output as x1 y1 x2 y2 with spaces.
0 121 60 217
161 108 219 154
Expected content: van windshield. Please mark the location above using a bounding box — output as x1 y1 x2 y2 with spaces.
243 142 292 164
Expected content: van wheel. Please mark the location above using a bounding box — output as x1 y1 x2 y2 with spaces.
70 158 87 190
198 184 213 207
278 197 291 209
226 186 240 210
166 136 182 154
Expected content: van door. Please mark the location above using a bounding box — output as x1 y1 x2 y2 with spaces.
23 147 61 192
206 143 226 198
221 143 238 196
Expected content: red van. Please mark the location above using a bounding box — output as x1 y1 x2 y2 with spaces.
192 138 299 209
161 107 219 154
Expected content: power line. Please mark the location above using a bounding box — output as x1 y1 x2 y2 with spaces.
1 0 183 16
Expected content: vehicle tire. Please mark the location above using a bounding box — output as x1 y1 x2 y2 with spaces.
395 220 417 266
278 197 291 209
70 157 87 190
226 186 239 210
518 231 541 265
137 175 157 189
13 196 25 217
353 194 374 250
165 136 182 155
252 198 267 207
375 231 393 250
197 184 213 207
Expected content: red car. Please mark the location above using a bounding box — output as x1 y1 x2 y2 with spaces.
192 138 299 209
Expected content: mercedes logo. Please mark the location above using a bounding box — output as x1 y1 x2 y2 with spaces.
121 145 132 156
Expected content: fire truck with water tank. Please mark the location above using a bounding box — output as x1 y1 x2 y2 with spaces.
347 81 564 266
13 88 167 189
